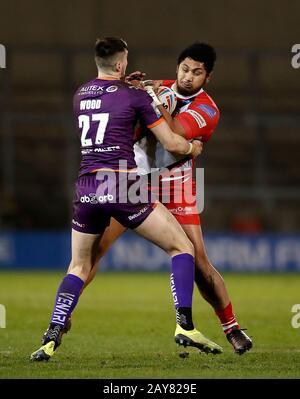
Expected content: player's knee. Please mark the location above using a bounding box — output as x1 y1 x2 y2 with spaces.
175 237 194 257
186 238 194 256
195 247 210 268
68 261 90 282
195 251 222 281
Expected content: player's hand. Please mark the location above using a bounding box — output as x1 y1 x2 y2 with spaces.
152 80 163 94
145 86 162 107
190 140 203 159
141 80 163 93
125 71 146 87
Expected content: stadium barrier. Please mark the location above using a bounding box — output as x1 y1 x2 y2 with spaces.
1 231 300 272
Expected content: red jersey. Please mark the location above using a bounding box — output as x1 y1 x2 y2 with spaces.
133 81 220 225
162 79 220 143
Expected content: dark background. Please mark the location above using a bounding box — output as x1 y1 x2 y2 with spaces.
0 0 300 233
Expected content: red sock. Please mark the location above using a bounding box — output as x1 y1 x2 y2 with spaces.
215 302 239 334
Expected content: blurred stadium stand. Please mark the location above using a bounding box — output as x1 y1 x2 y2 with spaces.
1 46 299 232
0 0 299 270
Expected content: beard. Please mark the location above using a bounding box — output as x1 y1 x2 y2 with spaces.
176 80 202 97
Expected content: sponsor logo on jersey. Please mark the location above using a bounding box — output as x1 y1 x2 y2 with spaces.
80 99 102 110
197 104 217 118
98 194 114 203
80 193 98 204
72 219 85 228
79 85 104 95
128 205 149 220
80 193 114 204
106 85 118 93
94 146 120 152
186 109 207 128
81 149 94 155
168 206 194 215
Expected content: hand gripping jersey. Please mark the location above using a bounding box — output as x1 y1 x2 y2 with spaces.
134 80 220 224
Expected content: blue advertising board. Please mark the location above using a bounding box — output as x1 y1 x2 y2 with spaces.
1 230 300 272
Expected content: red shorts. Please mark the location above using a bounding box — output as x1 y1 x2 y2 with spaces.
163 201 200 225
148 172 200 225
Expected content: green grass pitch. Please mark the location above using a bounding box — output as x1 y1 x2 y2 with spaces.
1 271 300 379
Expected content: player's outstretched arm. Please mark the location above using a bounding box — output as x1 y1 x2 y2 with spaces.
145 86 186 137
150 121 202 158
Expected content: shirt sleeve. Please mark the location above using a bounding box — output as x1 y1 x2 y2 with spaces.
132 88 163 129
162 79 175 86
175 101 220 142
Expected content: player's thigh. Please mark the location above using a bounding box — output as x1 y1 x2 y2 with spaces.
69 229 104 275
97 218 127 258
134 202 194 256
86 220 127 286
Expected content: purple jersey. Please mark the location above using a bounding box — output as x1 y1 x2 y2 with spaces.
73 78 161 176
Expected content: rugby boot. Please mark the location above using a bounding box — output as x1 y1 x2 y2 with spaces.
41 317 72 347
175 324 223 355
30 324 64 361
226 326 253 355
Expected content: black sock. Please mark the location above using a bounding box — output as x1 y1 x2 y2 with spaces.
176 307 194 330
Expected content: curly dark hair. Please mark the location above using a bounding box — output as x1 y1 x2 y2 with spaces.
177 42 217 73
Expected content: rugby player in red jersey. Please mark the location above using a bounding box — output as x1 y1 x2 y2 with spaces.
30 38 223 361
80 43 253 355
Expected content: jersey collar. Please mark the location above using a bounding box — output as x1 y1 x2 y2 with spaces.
171 82 203 100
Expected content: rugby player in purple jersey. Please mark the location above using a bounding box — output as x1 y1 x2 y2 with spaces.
30 37 222 361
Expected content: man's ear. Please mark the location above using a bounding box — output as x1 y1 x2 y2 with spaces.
115 61 121 73
206 72 213 84
176 65 179 74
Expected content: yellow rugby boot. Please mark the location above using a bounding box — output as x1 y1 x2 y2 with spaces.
30 324 64 361
175 324 223 355
30 341 56 361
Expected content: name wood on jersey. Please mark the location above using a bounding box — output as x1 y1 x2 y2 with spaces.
80 99 102 110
